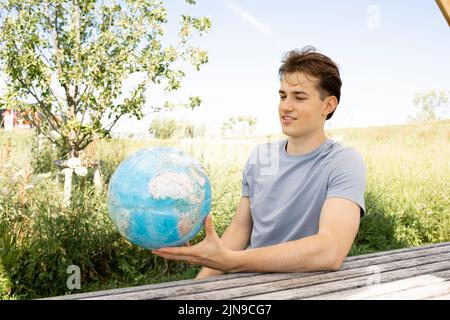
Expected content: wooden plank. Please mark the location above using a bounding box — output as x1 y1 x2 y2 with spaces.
82 246 450 300
237 260 450 300
368 281 450 300
426 293 450 300
58 243 450 300
83 273 319 300
345 242 450 262
46 242 450 300
171 253 450 300
92 250 450 300
306 270 450 300
341 243 450 267
44 271 258 300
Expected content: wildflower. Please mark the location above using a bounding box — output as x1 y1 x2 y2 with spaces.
12 169 26 181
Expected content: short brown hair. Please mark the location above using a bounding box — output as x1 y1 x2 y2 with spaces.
278 46 342 120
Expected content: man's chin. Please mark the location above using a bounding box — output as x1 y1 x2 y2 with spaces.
281 126 302 139
281 125 293 134
281 129 294 139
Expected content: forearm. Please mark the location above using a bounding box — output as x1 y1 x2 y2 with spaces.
229 233 341 273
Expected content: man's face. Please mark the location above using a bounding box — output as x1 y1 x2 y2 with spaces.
278 72 333 139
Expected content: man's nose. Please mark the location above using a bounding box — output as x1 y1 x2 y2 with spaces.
280 98 295 111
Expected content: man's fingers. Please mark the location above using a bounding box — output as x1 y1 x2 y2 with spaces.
153 245 196 256
205 214 221 242
204 214 216 236
152 251 198 264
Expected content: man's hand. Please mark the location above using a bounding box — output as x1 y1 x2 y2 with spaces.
152 198 360 275
152 215 235 272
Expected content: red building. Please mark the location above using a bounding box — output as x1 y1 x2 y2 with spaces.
0 109 39 130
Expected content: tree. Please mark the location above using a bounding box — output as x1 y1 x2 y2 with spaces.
0 0 211 157
221 115 257 137
148 116 177 139
408 90 449 123
148 116 205 139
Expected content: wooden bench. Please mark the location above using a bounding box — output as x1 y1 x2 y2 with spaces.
46 242 450 300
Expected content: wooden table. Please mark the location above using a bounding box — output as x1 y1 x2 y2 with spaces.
48 242 450 300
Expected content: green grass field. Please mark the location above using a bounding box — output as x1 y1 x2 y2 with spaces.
0 119 449 299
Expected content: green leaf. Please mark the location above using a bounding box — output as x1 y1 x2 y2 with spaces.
0 0 211 158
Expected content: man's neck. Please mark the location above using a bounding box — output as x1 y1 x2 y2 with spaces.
286 131 328 156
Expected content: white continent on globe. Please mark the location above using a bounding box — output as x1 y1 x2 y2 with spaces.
148 172 205 204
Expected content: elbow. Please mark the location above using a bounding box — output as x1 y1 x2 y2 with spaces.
321 238 347 271
326 251 345 271
327 259 343 271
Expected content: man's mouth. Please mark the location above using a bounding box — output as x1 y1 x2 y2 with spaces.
282 115 297 120
281 115 297 124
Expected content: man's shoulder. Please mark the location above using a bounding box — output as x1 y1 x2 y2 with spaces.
328 139 363 159
327 140 366 172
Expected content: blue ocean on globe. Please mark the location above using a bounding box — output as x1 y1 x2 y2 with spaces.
107 147 212 249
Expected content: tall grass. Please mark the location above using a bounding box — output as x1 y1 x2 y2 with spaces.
0 120 448 299
336 120 450 254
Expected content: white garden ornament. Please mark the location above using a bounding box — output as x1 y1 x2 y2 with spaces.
62 157 89 207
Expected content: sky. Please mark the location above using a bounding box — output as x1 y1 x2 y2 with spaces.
2 0 450 135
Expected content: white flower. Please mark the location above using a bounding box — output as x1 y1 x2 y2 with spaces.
13 169 26 181
24 184 34 191
75 166 88 177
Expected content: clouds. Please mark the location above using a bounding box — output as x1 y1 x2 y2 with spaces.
224 0 273 36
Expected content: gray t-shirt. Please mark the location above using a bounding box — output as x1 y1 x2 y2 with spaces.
242 138 366 249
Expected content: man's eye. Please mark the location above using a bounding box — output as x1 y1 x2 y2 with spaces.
296 97 306 101
280 96 286 100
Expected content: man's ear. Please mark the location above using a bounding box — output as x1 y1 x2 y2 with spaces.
322 96 338 118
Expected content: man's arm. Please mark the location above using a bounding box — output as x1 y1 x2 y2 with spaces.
196 196 253 278
152 197 360 274
228 197 360 273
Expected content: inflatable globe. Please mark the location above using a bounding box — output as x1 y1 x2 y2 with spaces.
107 147 212 249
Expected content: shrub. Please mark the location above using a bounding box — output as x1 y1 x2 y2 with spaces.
30 134 58 174
0 168 189 299
0 261 13 299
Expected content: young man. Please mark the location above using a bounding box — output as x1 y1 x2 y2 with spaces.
152 47 366 279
